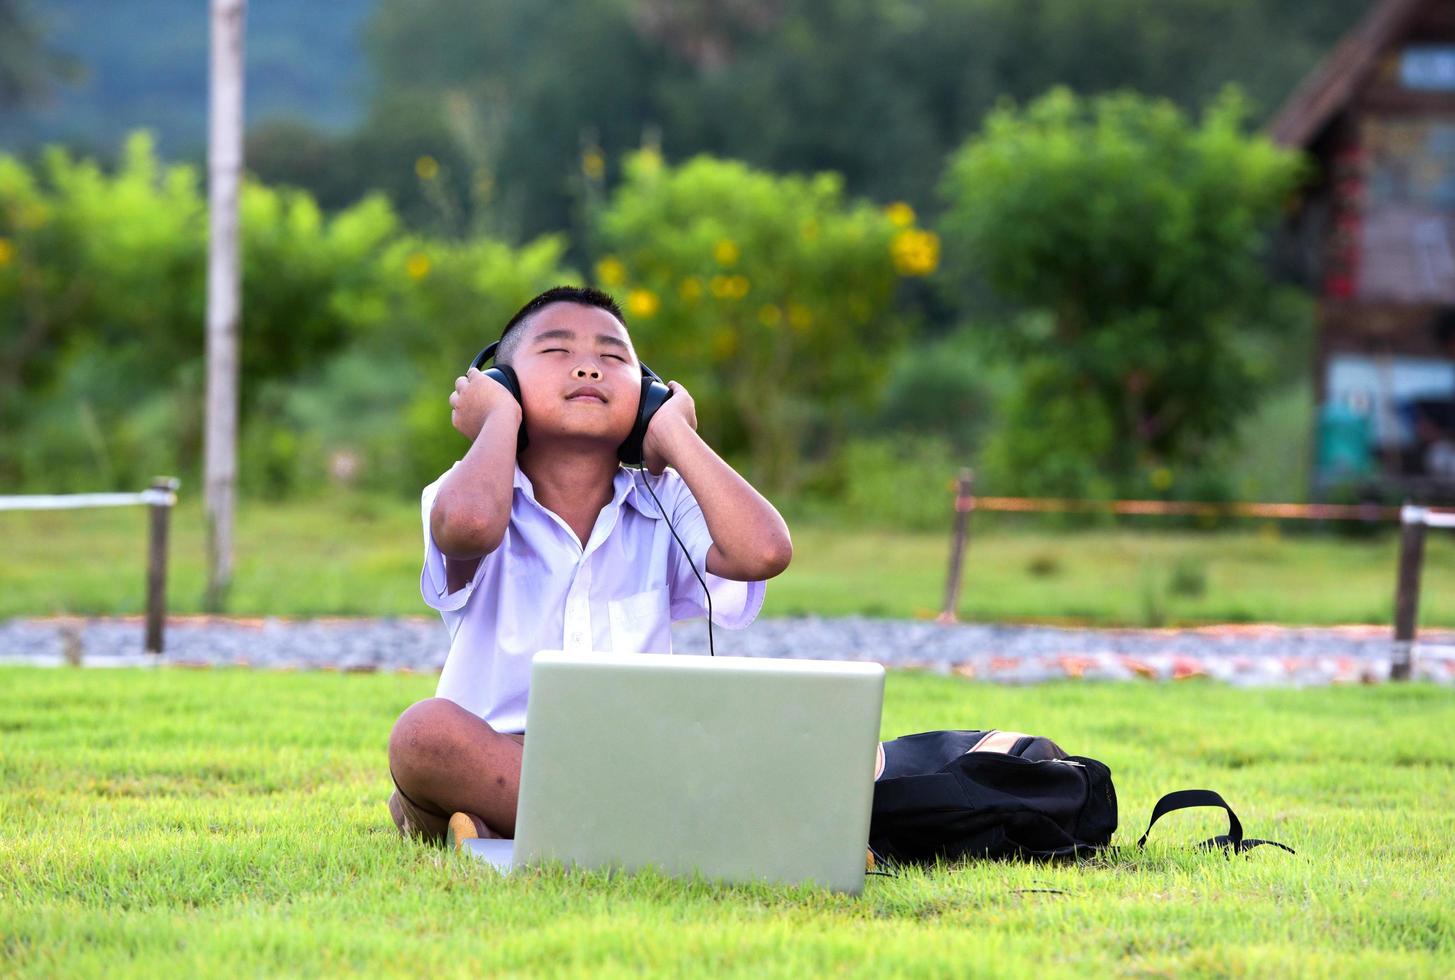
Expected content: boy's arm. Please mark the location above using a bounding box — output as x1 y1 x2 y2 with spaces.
432 366 523 561
643 381 792 582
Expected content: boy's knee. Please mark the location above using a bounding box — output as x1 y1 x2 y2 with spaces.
389 697 468 772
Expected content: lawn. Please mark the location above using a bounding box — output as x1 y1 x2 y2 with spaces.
2 497 1454 627
2 666 1452 976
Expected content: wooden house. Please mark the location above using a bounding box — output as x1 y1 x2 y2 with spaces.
1271 0 1455 499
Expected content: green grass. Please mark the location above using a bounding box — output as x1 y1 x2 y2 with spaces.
2 497 1453 627
2 667 1453 976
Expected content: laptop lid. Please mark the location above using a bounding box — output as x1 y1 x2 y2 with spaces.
513 651 885 895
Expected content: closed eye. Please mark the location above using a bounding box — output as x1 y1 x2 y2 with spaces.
540 346 628 363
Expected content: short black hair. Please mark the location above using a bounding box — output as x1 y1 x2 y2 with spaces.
496 285 627 364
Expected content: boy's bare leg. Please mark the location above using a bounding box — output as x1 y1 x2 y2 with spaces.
388 697 525 841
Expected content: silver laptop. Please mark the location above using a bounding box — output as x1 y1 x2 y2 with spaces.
462 651 885 895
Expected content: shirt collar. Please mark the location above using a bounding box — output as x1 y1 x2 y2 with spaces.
513 464 664 521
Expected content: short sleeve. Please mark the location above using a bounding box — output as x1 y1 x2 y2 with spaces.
420 468 486 613
661 471 767 629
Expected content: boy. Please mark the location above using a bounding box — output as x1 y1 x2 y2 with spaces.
387 285 794 846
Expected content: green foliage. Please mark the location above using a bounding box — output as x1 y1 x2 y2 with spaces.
0 134 206 488
796 435 964 533
0 133 570 495
977 357 1119 500
595 151 930 488
868 325 1002 456
325 231 570 492
941 87 1306 495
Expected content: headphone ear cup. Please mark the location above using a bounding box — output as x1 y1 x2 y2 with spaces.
482 364 523 405
476 356 527 451
618 371 672 465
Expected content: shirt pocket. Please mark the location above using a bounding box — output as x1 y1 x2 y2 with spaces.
607 587 670 654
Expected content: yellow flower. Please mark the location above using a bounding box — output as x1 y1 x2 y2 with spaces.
890 229 939 277
885 201 916 228
711 328 739 358
405 252 431 280
635 146 663 176
415 156 440 181
581 149 606 181
595 256 626 286
757 304 782 327
713 238 740 266
787 303 814 332
626 289 660 318
1150 467 1174 491
0 237 13 267
15 203 48 229
712 274 750 300
678 276 702 301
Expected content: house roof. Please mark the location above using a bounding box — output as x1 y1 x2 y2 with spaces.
1267 0 1427 148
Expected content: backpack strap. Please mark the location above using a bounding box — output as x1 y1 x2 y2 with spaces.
1137 789 1295 855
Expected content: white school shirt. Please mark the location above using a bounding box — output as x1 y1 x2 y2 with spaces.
420 463 767 732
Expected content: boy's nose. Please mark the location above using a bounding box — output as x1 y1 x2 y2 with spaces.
574 365 602 380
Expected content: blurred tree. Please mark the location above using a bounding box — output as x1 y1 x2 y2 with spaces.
2 0 1374 236
344 0 1367 242
595 150 935 488
939 87 1305 496
360 0 661 240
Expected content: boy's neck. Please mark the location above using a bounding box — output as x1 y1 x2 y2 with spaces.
518 443 620 547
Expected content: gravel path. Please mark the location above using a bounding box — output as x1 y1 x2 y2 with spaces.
3 615 1453 685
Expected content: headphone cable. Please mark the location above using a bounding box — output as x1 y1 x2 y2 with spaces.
634 467 714 657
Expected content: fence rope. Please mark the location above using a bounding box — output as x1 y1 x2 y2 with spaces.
0 489 177 512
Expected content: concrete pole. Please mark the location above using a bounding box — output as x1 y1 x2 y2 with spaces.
204 0 246 611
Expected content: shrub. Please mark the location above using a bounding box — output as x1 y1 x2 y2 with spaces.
0 132 571 495
940 87 1306 495
595 151 934 489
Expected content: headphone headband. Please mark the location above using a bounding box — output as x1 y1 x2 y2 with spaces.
472 342 500 372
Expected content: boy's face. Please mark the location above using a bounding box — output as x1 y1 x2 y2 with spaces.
509 302 642 451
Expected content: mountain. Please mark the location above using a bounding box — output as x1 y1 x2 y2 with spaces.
0 0 375 157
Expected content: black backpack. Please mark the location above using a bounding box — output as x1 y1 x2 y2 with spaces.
869 729 1293 866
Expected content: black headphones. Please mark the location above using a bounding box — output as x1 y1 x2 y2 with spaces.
471 342 674 466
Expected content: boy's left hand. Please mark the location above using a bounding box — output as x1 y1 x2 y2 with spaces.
642 381 698 475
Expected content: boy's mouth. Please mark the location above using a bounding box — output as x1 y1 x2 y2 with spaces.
566 386 608 403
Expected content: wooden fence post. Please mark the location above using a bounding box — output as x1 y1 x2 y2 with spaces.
145 477 179 655
1392 503 1427 682
938 469 975 624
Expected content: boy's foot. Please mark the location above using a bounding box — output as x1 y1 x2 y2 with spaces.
388 788 447 844
446 811 494 852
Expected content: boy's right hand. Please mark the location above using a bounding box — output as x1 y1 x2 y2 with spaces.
449 367 522 442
